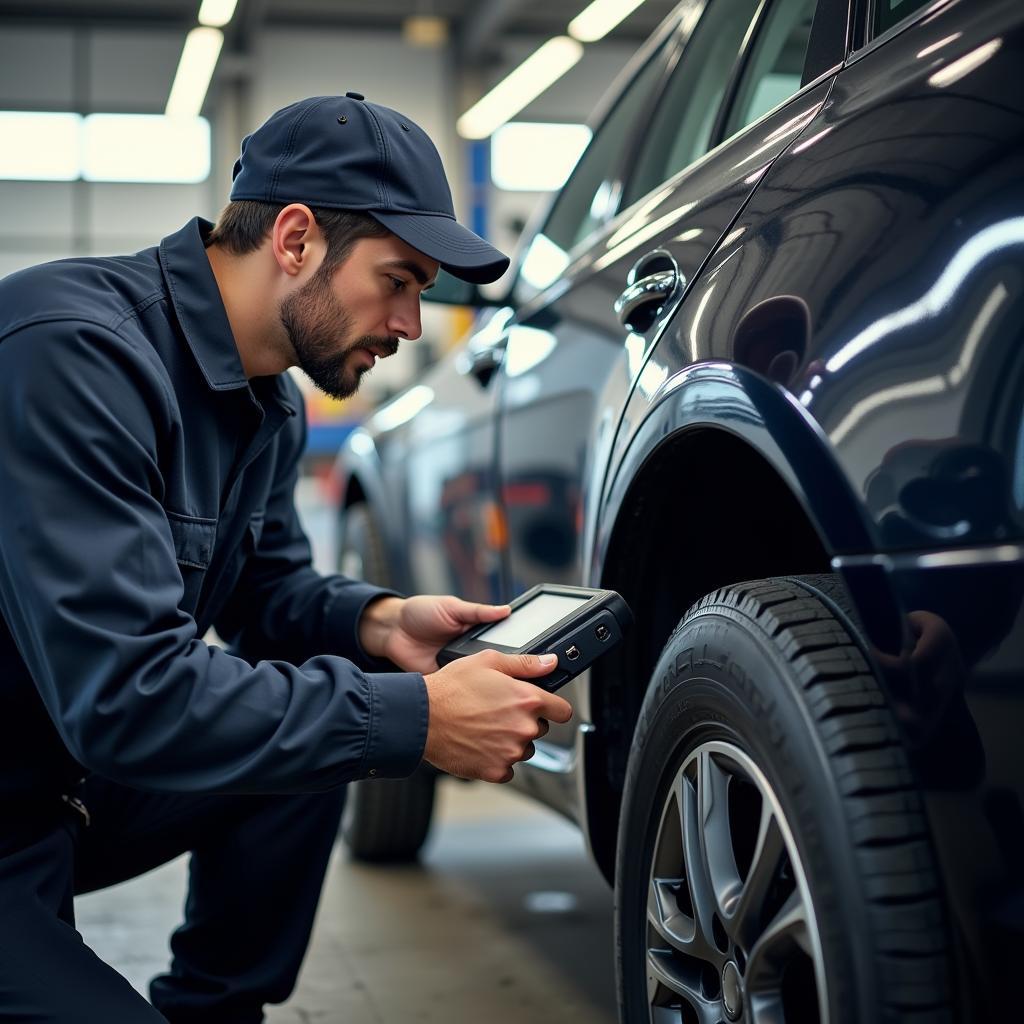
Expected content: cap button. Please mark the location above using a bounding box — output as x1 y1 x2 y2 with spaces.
345 91 365 101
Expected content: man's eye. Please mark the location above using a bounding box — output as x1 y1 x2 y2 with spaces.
388 276 406 291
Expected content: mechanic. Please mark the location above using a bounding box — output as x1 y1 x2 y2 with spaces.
0 93 571 1022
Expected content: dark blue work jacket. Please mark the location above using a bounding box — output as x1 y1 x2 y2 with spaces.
0 218 427 800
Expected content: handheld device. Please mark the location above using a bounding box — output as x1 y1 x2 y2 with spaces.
438 584 633 692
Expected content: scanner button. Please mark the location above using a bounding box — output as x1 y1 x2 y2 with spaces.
565 645 581 661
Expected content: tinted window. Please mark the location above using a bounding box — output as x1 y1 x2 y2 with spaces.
622 0 762 208
513 42 670 303
874 0 932 37
723 0 816 138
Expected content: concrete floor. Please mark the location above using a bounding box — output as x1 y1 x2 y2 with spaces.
75 778 618 1024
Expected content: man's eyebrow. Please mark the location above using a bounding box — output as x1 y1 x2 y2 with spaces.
383 258 437 290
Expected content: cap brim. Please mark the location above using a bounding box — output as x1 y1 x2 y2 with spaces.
370 211 509 285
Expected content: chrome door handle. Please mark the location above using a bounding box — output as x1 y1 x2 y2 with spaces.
614 270 677 329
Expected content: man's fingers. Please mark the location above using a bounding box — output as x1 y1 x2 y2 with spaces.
539 691 573 724
450 598 510 624
477 602 511 621
536 718 550 739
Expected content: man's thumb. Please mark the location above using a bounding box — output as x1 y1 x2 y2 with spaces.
509 652 558 677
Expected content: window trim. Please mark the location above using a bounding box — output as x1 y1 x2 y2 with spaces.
617 0 764 214
709 0 840 150
707 0 777 150
848 0 954 60
803 0 853 84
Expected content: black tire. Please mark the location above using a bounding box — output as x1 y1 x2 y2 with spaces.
340 763 438 863
615 574 953 1024
337 499 438 862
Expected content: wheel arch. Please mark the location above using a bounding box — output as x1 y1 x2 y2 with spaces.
580 367 874 881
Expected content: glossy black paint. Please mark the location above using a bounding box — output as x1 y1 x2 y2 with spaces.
336 0 1024 1014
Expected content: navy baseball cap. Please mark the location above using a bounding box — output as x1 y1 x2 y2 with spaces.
229 93 509 285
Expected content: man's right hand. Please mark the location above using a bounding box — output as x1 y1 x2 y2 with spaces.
422 651 573 783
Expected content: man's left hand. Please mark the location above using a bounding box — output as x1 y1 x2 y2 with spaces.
358 595 511 674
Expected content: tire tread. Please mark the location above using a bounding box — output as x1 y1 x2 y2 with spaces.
678 575 953 1021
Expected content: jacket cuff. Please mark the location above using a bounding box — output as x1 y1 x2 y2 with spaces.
359 671 429 779
323 581 402 667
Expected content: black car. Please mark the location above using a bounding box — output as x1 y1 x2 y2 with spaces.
334 0 1024 1020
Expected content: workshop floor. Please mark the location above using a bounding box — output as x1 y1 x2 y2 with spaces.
76 778 618 1024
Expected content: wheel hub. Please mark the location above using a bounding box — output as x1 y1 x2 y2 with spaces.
722 960 743 1020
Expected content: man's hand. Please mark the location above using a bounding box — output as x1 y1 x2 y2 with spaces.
358 594 511 674
422 651 573 783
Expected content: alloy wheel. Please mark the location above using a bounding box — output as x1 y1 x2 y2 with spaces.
644 740 827 1024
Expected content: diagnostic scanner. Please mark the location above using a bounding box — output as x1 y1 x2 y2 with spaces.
438 584 633 692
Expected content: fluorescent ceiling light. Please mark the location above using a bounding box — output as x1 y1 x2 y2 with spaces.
491 122 591 191
197 0 238 28
0 110 211 183
569 0 647 42
0 111 81 180
457 36 583 139
83 114 211 183
166 26 224 117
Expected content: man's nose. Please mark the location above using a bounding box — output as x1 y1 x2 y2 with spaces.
387 300 422 342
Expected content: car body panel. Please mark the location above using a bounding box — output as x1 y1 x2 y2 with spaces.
334 0 1024 1011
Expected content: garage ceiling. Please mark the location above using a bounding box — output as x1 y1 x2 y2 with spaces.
0 0 678 45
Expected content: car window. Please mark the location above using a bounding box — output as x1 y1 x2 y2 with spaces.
513 40 670 304
621 0 762 209
723 0 816 139
874 0 933 37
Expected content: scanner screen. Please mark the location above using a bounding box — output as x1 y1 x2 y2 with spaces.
476 593 590 648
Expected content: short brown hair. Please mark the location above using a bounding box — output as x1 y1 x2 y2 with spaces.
206 200 390 272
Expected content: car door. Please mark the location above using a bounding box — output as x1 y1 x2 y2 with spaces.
498 0 843 805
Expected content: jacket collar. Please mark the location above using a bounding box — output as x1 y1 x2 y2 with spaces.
159 217 251 391
158 218 296 416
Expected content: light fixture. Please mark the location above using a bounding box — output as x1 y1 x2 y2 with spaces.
197 0 238 28
490 122 591 191
0 111 212 183
402 15 449 47
83 114 211 183
0 111 81 180
457 36 584 139
568 0 647 42
165 26 224 118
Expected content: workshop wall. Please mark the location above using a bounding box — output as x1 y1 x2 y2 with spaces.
0 26 215 278
0 21 641 400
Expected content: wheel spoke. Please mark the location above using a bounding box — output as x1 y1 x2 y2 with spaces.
647 949 724 1024
680 753 727 956
647 876 696 954
698 749 740 913
646 769 715 962
746 889 812 992
727 801 787 949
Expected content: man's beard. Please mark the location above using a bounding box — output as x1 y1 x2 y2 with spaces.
280 266 399 400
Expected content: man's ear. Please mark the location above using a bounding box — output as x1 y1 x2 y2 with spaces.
271 204 324 278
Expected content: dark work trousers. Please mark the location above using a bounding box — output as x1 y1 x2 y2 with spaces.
0 777 347 1023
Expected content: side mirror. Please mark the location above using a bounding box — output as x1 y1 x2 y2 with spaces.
424 269 505 308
